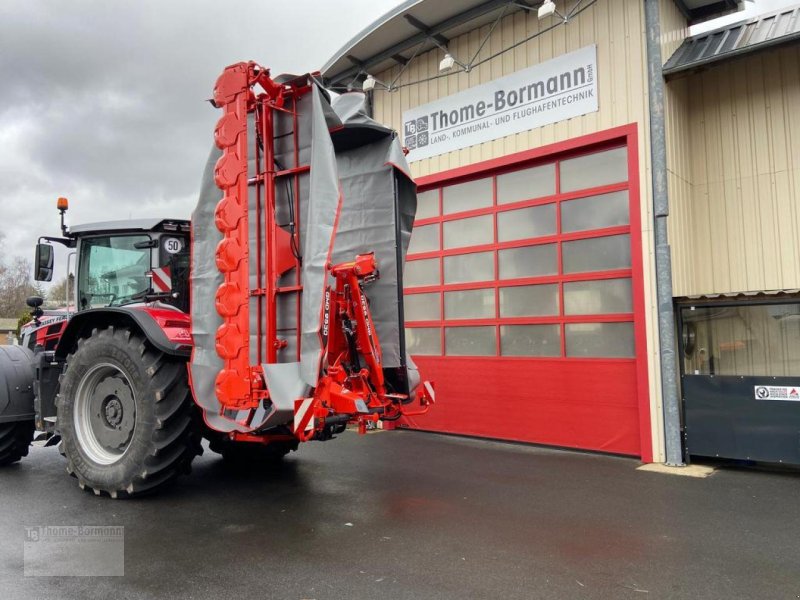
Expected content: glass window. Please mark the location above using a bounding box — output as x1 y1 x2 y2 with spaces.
406 327 441 355
561 190 629 233
498 244 557 280
500 325 561 357
497 163 556 204
416 189 439 220
564 278 633 315
560 147 628 193
404 258 439 288
444 251 494 284
442 178 493 215
443 214 493 249
565 322 635 357
562 234 631 274
445 326 496 356
681 303 800 377
497 204 556 242
499 284 559 317
78 235 151 309
404 292 440 321
407 223 439 255
444 289 495 320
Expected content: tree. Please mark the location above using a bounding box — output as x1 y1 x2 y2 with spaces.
48 274 75 307
0 256 40 318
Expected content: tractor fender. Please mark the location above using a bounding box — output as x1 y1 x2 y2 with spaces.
0 345 36 424
55 307 192 360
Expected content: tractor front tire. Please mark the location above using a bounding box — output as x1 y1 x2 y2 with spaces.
0 420 34 466
56 327 201 498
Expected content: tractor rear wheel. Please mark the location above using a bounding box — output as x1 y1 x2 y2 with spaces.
56 326 201 498
0 420 34 466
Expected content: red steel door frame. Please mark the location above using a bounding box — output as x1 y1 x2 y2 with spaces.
409 124 653 462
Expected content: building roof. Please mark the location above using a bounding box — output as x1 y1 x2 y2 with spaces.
0 318 18 331
674 0 741 24
664 4 800 76
322 0 745 88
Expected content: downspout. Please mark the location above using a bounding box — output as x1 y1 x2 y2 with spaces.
644 0 684 466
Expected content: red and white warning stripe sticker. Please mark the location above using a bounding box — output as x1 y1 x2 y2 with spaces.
293 398 315 432
148 266 172 293
423 381 435 402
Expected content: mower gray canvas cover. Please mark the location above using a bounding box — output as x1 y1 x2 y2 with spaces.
190 80 418 433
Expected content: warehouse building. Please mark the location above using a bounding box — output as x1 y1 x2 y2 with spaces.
322 0 800 465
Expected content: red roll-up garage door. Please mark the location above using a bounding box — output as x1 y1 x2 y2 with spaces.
400 125 652 460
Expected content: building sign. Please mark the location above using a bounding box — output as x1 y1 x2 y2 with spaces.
402 45 598 162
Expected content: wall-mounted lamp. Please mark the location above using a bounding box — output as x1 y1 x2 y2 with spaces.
538 0 557 20
362 74 376 91
439 53 456 72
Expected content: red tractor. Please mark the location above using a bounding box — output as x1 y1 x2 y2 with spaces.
0 63 432 497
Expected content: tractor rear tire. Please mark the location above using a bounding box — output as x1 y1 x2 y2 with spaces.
207 434 298 464
56 326 201 498
0 420 34 466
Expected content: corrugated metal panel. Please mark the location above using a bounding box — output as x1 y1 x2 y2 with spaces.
663 5 800 75
678 289 800 301
661 0 691 62
667 44 800 297
373 0 671 462
374 0 652 180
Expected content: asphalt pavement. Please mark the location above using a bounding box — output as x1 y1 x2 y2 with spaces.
1 429 798 599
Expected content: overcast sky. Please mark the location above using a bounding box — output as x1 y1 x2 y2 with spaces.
1 0 792 280
0 0 398 276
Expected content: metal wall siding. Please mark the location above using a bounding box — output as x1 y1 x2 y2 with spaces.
668 44 800 296
374 0 651 179
372 0 683 463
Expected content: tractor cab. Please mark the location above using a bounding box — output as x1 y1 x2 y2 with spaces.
33 199 190 314
69 219 190 313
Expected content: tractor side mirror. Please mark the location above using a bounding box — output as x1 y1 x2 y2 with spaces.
34 243 54 282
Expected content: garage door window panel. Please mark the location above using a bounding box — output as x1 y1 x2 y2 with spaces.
565 322 635 358
444 251 494 284
443 178 493 215
404 258 440 288
444 289 495 320
443 214 494 249
499 284 559 317
498 244 558 280
497 204 556 242
407 223 440 255
445 326 496 356
501 324 561 357
497 163 556 205
562 190 629 233
406 327 442 356
562 234 631 274
404 292 441 321
560 147 628 193
416 189 440 220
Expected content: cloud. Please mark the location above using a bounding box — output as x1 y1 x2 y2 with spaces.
0 0 398 277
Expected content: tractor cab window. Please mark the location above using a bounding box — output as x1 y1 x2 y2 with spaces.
78 235 151 309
